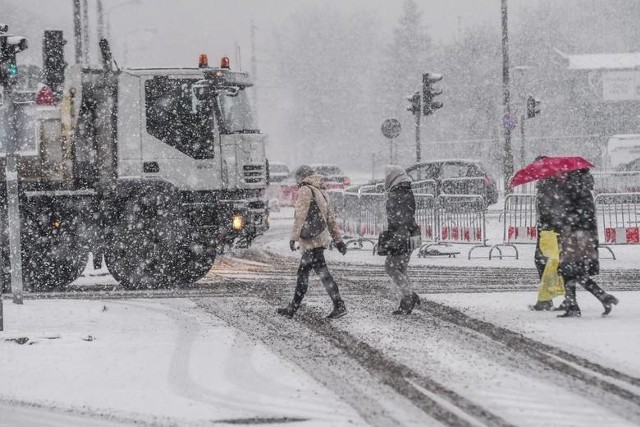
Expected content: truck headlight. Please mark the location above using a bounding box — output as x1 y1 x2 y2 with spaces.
232 214 245 231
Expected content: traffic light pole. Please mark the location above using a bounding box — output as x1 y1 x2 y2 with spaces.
3 86 24 305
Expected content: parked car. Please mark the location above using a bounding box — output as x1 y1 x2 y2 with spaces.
268 161 290 183
405 159 499 205
275 164 351 206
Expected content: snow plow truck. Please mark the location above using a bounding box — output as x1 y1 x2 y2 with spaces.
0 31 268 290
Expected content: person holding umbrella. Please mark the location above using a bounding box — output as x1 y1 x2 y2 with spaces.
529 175 566 311
511 157 619 317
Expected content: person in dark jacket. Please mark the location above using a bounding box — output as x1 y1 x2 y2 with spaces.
539 169 619 317
383 165 421 315
530 177 565 311
276 165 348 319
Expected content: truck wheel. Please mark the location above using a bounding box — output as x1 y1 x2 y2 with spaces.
105 188 189 289
22 246 89 291
20 205 90 291
172 234 217 285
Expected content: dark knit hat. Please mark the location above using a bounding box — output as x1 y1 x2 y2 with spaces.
295 165 314 180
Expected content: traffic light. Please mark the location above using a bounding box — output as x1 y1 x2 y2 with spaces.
527 95 541 118
407 91 420 114
422 72 443 116
1 25 28 84
43 30 66 97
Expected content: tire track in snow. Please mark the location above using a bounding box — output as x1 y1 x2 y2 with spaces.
119 300 323 422
416 300 640 414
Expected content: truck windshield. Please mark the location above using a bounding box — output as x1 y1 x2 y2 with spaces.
215 88 259 134
145 77 215 159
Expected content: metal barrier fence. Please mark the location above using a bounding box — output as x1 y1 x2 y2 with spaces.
415 193 437 244
490 193 537 260
339 189 361 241
331 186 490 258
492 191 640 260
358 188 386 245
336 185 386 249
435 194 487 259
326 189 344 231
595 192 640 259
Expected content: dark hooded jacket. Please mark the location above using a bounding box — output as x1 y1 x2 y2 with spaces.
384 166 417 255
536 169 599 278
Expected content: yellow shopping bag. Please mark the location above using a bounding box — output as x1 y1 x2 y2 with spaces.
537 230 565 301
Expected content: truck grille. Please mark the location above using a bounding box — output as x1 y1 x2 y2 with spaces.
243 164 266 184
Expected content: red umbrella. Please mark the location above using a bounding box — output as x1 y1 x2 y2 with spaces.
509 156 595 188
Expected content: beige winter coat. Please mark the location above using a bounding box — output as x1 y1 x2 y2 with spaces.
290 174 343 251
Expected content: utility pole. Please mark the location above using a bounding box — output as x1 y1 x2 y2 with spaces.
501 0 513 191
81 0 90 65
97 0 105 42
73 0 82 65
251 21 258 124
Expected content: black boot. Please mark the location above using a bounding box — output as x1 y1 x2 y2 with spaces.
553 298 570 311
393 294 415 315
529 300 554 311
327 299 347 319
557 300 581 318
601 294 619 316
412 292 421 307
276 302 299 319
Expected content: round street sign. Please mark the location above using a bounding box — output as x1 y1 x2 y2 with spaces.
502 113 517 131
381 118 401 139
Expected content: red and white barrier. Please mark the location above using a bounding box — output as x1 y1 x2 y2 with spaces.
507 226 537 243
489 193 537 260
604 227 640 244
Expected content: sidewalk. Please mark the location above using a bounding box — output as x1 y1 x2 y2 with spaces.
0 298 366 426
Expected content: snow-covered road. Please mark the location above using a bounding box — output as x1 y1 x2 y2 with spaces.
1 208 639 426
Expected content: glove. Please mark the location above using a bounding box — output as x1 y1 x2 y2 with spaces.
335 241 347 255
289 240 297 252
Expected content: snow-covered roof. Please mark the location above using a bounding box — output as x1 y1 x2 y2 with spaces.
555 48 640 70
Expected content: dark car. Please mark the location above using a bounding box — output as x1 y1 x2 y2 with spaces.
405 159 499 205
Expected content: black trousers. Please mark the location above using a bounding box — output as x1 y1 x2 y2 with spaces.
564 274 606 303
293 247 341 306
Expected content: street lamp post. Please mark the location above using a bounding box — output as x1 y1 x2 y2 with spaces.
501 0 513 191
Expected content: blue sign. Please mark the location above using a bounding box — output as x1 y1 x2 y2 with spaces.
502 113 517 131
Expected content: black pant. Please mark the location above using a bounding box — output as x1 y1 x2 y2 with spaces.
293 247 341 306
564 274 606 303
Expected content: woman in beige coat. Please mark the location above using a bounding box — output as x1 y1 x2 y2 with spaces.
277 165 348 319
